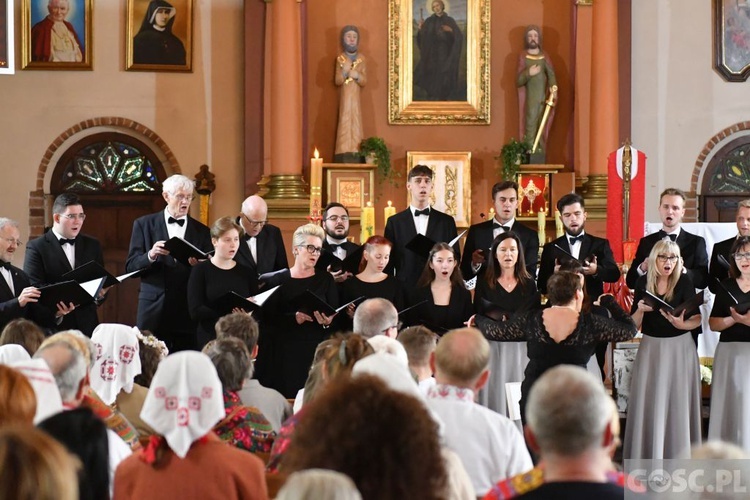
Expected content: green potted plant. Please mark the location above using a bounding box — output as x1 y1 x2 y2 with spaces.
359 136 392 180
498 138 531 180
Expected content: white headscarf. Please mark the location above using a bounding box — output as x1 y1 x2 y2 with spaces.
140 351 224 459
90 324 142 405
365 336 409 367
352 352 421 399
12 358 64 424
0 344 31 364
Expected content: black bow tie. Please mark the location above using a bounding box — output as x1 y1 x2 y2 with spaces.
0 261 10 270
414 208 431 217
329 243 345 252
493 222 511 232
244 234 255 242
168 217 185 227
569 235 583 245
658 230 677 242
59 238 76 246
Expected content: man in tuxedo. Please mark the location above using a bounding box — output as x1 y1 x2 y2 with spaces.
625 188 709 290
318 202 360 282
234 195 288 277
384 165 459 289
0 218 61 331
461 180 539 280
24 193 103 336
538 193 620 377
708 199 750 293
126 174 212 352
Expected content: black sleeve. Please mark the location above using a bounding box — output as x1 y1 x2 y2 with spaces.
687 237 709 290
474 312 528 342
186 263 219 322
593 239 620 283
590 295 637 341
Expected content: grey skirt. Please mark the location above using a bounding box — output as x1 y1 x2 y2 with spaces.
623 332 702 460
708 342 750 450
477 341 528 417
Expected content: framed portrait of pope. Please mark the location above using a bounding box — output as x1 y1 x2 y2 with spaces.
21 0 92 70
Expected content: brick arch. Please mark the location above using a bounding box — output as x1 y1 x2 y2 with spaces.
28 116 180 237
691 121 750 194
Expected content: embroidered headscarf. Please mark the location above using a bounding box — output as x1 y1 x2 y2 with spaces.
12 358 64 423
0 344 31 365
90 324 142 405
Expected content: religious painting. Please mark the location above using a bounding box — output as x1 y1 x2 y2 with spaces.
0 0 14 74
516 172 549 217
21 0 92 70
406 151 471 229
714 0 750 81
323 163 376 221
126 0 192 72
388 0 490 124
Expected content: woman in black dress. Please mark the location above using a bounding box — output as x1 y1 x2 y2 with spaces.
473 231 540 415
187 217 257 349
406 242 473 334
258 223 338 398
475 271 635 422
339 235 405 328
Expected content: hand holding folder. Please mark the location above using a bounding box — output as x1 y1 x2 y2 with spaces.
643 290 704 319
37 277 106 312
292 291 364 317
162 237 211 266
212 285 281 316
62 261 145 288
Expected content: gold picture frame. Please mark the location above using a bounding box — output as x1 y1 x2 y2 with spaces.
126 0 192 72
0 0 14 74
21 0 92 70
714 0 750 82
406 151 471 228
388 0 490 125
323 163 377 221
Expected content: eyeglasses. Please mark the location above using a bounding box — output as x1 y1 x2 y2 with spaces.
656 255 678 263
171 194 195 202
325 215 349 223
382 321 403 334
59 213 86 221
297 244 322 255
734 252 750 261
242 214 267 227
0 237 23 247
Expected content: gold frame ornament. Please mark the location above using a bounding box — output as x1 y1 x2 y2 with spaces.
388 0 490 125
21 0 92 70
406 151 472 229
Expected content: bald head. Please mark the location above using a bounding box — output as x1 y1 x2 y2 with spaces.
352 298 398 338
240 195 268 237
34 343 87 404
432 328 489 388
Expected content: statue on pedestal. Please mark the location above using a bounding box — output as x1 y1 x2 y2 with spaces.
334 25 367 163
516 25 557 163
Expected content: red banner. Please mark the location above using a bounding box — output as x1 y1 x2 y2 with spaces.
606 146 646 263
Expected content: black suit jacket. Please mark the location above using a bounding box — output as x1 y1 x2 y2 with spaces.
126 212 212 334
384 208 459 289
460 219 539 279
316 240 362 273
625 230 709 290
708 236 736 294
23 231 104 336
233 221 288 277
0 263 56 332
537 233 620 299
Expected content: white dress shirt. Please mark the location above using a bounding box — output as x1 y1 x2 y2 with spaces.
411 206 430 236
164 209 188 240
52 229 75 269
247 236 258 263
0 266 14 295
326 236 348 260
566 230 586 260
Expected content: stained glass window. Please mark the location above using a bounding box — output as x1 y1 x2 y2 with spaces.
59 140 160 193
709 143 750 193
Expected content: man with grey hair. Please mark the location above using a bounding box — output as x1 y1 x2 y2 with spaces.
0 217 59 331
426 327 531 496
484 365 625 499
234 195 287 277
352 298 399 338
126 174 212 352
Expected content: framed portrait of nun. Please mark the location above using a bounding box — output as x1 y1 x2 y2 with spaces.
126 0 192 72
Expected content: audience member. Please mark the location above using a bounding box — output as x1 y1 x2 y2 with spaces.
427 328 532 496
282 374 448 500
0 425 79 500
133 329 167 388
204 337 276 453
484 365 627 499
692 440 749 459
365 334 409 366
11 358 63 423
397 325 438 394
276 469 363 500
0 364 36 426
0 317 46 356
38 407 110 500
216 312 292 431
113 351 268 500
352 297 398 338
0 343 30 364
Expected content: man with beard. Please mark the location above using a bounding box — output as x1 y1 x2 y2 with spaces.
537 193 619 378
516 25 557 160
334 26 366 163
234 195 287 278
708 199 750 292
414 0 463 101
461 180 539 279
317 203 360 283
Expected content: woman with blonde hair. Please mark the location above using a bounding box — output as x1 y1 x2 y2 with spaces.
624 240 703 460
259 224 339 398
